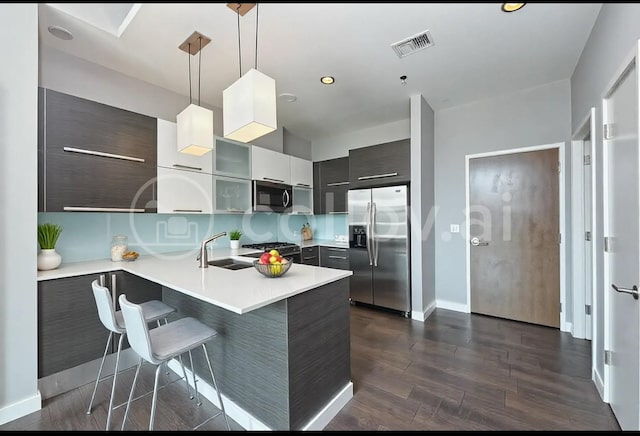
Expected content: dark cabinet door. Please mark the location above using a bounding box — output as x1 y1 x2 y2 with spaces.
320 246 350 270
40 88 157 212
113 271 165 351
301 246 320 266
349 139 410 188
313 162 322 215
38 273 112 378
316 156 350 214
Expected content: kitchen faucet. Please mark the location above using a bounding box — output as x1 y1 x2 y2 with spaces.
198 232 227 268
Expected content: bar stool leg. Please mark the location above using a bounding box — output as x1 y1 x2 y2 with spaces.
105 332 124 430
202 344 230 430
189 350 201 406
86 331 113 415
157 319 170 375
178 354 193 399
121 358 143 431
149 364 163 431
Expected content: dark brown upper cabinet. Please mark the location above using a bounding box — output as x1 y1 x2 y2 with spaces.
38 88 157 212
348 139 410 189
314 156 349 215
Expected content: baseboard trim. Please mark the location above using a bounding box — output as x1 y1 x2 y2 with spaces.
168 359 351 430
0 392 41 426
411 300 436 322
593 367 606 402
563 321 573 335
436 299 469 313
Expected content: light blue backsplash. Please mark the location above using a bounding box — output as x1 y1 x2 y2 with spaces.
38 212 348 263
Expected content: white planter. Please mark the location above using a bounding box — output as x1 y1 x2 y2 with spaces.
38 248 62 271
230 240 240 250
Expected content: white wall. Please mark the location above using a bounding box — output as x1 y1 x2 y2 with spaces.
283 127 312 160
0 3 41 425
410 95 436 320
570 2 640 396
434 79 572 311
39 45 223 131
311 118 410 162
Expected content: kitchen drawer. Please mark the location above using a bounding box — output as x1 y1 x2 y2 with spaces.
301 246 319 266
320 246 350 270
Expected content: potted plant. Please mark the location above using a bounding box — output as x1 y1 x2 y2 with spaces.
229 229 242 250
37 223 63 270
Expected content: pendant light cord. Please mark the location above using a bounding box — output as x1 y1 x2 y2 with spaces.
237 4 242 78
255 3 259 70
187 42 192 104
198 36 202 106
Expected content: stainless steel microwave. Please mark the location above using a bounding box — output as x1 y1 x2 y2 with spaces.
252 180 292 212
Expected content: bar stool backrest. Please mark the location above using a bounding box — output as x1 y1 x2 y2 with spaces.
91 280 123 334
119 294 158 365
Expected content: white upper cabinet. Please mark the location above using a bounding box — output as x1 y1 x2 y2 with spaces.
290 156 313 188
156 167 213 214
157 118 213 174
251 145 291 184
213 137 252 179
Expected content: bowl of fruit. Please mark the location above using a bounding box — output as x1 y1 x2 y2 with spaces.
253 249 292 278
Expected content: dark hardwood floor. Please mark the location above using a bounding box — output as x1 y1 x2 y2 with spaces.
1 305 620 431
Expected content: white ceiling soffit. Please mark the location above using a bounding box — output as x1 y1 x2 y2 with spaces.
46 3 142 37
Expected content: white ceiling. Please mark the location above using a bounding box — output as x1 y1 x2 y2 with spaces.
38 3 602 142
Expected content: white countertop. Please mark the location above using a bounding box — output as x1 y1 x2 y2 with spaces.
37 247 352 315
300 239 349 249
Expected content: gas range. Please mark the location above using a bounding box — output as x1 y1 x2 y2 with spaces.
241 241 301 257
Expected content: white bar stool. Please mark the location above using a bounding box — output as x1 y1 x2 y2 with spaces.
87 280 184 430
118 293 231 431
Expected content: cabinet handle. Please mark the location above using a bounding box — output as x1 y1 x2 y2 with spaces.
111 273 117 307
264 177 285 183
296 183 311 187
329 211 347 214
326 181 349 187
64 206 145 212
99 274 105 287
328 255 348 260
173 164 202 171
225 208 245 213
327 247 347 252
303 256 317 260
63 146 145 163
357 172 398 181
173 209 203 213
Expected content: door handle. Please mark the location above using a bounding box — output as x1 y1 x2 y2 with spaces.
611 284 639 300
470 237 489 247
366 202 373 266
372 202 378 267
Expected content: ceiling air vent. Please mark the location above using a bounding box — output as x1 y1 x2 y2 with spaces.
391 30 434 58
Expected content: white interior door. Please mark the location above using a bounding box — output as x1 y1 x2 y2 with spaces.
604 51 640 431
583 136 593 340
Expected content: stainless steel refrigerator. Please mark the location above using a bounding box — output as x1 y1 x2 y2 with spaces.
348 185 411 317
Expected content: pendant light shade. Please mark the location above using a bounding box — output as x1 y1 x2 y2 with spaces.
177 31 214 155
223 68 276 143
223 3 277 143
177 103 214 156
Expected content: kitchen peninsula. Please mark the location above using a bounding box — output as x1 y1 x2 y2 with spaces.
37 247 353 431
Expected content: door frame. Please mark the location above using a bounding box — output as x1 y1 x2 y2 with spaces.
571 108 596 341
601 39 640 405
464 142 567 331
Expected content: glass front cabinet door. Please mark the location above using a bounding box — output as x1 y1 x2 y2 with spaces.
213 137 252 179
213 175 251 213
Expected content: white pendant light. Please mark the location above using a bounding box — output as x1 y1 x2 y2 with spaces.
177 32 214 156
223 3 277 143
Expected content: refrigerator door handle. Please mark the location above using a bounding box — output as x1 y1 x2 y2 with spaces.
366 201 373 265
372 202 378 266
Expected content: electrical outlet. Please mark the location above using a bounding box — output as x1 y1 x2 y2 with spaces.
450 224 460 233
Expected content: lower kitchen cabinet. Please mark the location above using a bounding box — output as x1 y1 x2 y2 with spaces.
301 246 320 266
38 273 112 378
320 246 350 270
38 271 164 378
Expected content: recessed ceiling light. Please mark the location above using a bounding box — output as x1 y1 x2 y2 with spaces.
279 93 297 103
48 25 74 40
320 76 335 85
501 3 526 13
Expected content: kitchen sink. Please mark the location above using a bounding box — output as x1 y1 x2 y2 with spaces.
207 258 254 270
